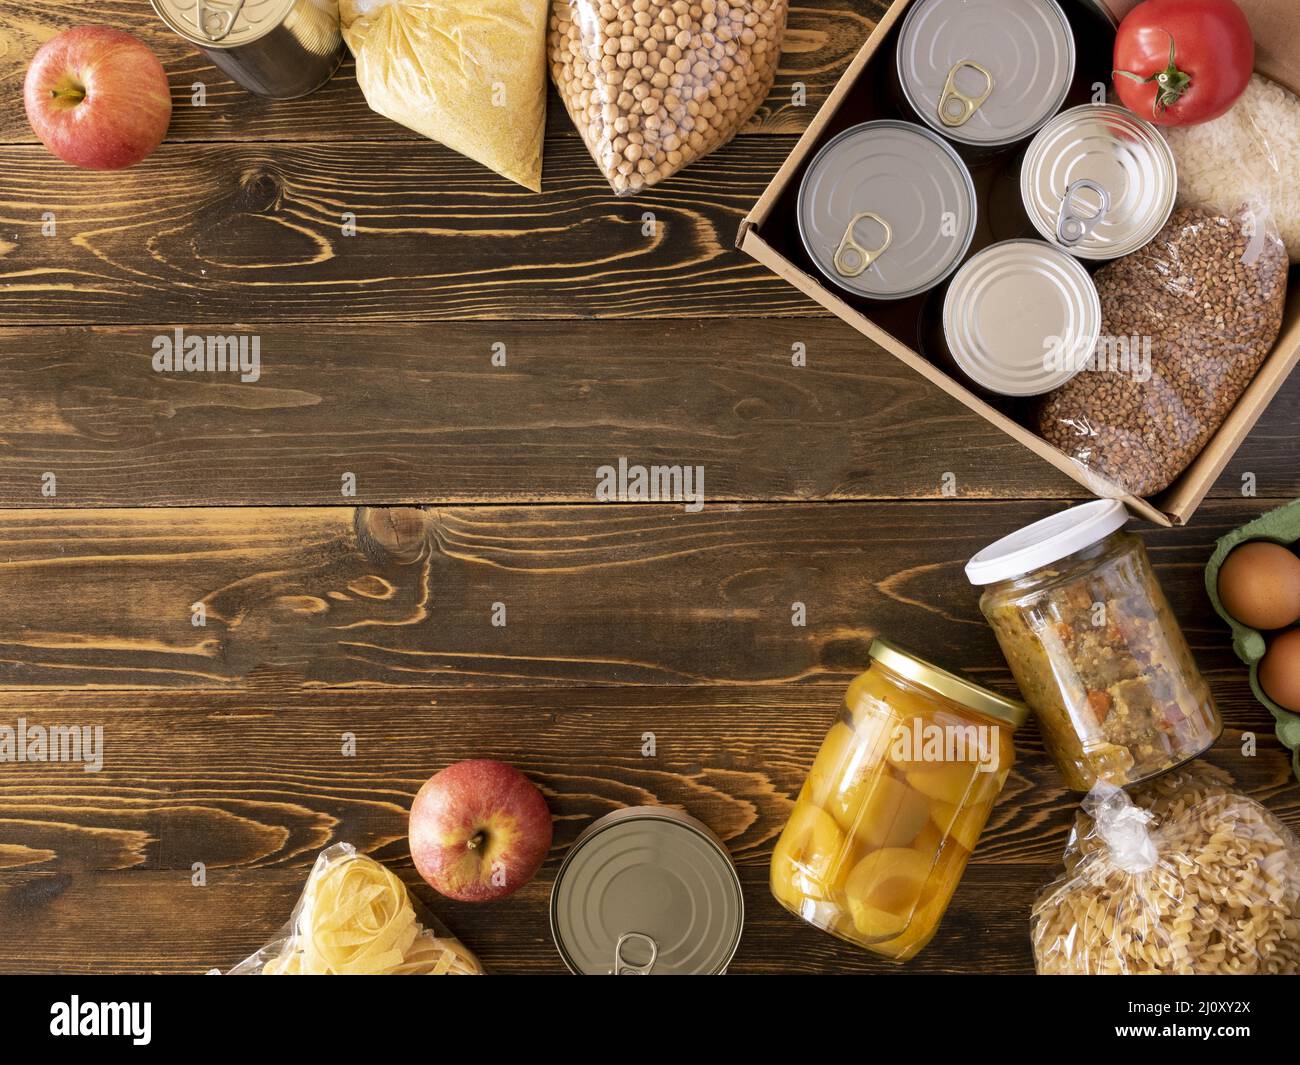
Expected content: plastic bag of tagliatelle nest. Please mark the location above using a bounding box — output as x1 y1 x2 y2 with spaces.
340 0 549 191
1031 764 1300 975
220 844 485 975
1032 201 1290 499
549 0 788 195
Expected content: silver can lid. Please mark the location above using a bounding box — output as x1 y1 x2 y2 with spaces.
1021 104 1177 259
943 239 1100 397
550 807 744 975
797 120 976 301
151 0 301 48
897 0 1076 147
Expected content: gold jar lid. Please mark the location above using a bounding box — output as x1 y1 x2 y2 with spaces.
868 638 1029 728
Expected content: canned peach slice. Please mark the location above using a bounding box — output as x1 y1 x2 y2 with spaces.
905 763 986 806
843 848 931 938
851 774 932 848
771 802 845 906
929 798 990 851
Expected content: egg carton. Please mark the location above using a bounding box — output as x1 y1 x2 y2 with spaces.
1205 498 1300 783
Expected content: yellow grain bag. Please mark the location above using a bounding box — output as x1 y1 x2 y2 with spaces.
340 0 547 191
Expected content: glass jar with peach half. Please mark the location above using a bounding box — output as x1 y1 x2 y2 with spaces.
771 639 1027 960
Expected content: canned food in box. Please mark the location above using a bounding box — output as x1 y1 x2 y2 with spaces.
151 0 343 100
943 239 1100 397
896 0 1075 148
1021 104 1177 260
797 120 976 301
550 806 743 975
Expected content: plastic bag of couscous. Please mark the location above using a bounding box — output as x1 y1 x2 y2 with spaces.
341 0 548 191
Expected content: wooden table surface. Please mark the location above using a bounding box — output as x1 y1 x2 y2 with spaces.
0 0 1297 975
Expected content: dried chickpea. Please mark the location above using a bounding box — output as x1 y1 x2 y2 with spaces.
549 0 788 193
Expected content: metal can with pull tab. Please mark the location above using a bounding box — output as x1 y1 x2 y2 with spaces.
896 0 1076 149
150 0 343 100
797 120 976 301
943 239 1101 397
550 806 744 975
1021 104 1177 260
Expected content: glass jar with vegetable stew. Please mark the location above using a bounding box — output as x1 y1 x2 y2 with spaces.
966 500 1222 791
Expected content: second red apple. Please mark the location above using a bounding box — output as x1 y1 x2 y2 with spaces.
410 759 552 902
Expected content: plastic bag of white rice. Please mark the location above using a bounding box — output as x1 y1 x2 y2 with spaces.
1165 73 1300 262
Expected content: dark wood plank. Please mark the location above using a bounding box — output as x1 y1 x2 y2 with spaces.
0 686 1292 974
0 137 820 324
0 864 1047 974
0 499 1289 690
2 323 1297 507
0 1 884 143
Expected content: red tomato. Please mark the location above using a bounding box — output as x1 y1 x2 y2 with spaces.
1113 0 1254 126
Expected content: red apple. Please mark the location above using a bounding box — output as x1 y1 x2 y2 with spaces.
24 26 172 171
410 760 552 902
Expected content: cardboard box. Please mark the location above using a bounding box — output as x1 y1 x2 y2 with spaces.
737 0 1300 527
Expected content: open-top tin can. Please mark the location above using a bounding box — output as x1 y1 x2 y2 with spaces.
943 238 1100 397
896 0 1076 148
797 120 976 301
1021 104 1177 260
151 0 343 100
550 806 744 975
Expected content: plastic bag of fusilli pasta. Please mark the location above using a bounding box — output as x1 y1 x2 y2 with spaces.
1031 764 1300 975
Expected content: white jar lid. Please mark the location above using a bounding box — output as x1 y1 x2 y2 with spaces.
965 499 1131 586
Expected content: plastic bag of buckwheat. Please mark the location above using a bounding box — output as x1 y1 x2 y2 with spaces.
549 0 788 195
1033 202 1288 497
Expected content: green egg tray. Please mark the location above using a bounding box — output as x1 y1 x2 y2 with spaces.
1204 498 1300 782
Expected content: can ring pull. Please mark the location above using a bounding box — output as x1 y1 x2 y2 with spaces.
196 0 245 42
833 211 893 278
1056 178 1111 247
612 931 658 975
938 60 994 128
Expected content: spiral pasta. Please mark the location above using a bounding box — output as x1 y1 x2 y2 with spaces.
1032 764 1300 975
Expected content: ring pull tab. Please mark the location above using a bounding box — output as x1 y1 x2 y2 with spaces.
938 60 994 128
833 211 893 278
1056 178 1111 247
196 0 245 42
612 932 658 975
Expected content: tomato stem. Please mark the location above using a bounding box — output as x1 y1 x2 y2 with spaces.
1114 32 1191 117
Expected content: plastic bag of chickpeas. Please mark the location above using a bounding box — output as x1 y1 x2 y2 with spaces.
549 0 788 195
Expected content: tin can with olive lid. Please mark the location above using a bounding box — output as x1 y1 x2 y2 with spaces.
550 806 743 975
896 0 1076 148
771 639 1027 961
150 0 343 100
797 120 976 301
1022 104 1177 259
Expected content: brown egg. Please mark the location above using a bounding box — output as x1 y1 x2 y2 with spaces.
1259 629 1300 713
1217 541 1300 631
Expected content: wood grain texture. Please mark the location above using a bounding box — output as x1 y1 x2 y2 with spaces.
0 1 883 143
0 687 1293 975
0 137 821 324
0 500 1287 691
2 323 1298 507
